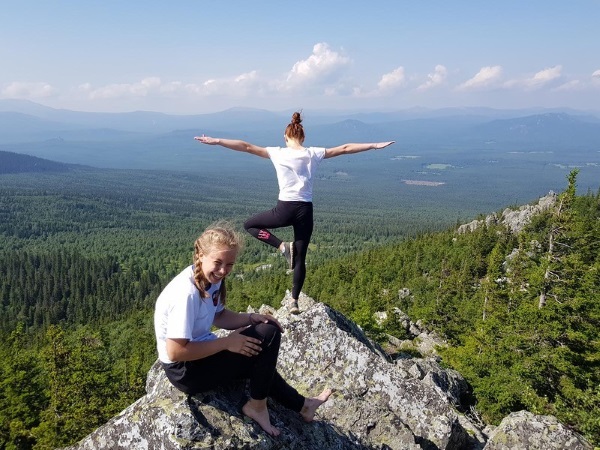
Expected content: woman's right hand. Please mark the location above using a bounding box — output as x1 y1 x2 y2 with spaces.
374 141 395 149
225 329 263 357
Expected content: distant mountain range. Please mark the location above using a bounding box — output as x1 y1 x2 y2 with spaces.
0 150 77 174
0 99 599 169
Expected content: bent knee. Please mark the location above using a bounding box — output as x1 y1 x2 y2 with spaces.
255 321 281 346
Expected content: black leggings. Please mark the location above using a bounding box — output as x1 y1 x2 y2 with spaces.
244 200 313 300
162 322 304 412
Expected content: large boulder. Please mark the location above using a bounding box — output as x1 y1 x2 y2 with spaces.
483 411 592 450
64 295 591 450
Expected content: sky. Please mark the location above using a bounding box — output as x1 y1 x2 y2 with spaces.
1 1 600 115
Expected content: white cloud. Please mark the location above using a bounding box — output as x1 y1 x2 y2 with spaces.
232 71 262 93
281 43 351 91
457 66 503 90
555 69 600 91
417 65 447 91
2 81 57 99
95 43 353 101
78 72 264 102
504 65 563 90
159 81 184 94
377 67 406 91
524 65 562 88
8 56 597 112
554 80 582 91
80 77 162 99
186 71 262 96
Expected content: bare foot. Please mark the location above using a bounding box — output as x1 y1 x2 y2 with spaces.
300 388 333 422
242 399 280 437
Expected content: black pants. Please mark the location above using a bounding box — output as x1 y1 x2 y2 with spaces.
162 321 304 412
244 200 313 299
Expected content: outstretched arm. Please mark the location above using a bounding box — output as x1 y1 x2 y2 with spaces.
194 135 269 159
324 141 395 159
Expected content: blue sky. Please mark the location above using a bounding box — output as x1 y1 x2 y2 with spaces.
2 1 599 114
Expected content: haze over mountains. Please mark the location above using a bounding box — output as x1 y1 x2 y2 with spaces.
1 99 599 205
2 98 600 145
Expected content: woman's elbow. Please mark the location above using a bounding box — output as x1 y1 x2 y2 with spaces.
166 348 180 361
167 350 179 362
166 339 187 361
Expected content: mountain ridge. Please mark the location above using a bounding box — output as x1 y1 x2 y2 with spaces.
1 99 599 138
0 149 78 174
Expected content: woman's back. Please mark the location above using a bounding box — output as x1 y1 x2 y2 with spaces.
267 146 326 202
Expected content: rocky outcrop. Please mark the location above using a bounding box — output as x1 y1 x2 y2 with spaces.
457 192 557 234
64 294 592 450
375 305 449 358
484 411 593 450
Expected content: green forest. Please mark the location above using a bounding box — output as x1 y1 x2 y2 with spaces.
0 163 598 449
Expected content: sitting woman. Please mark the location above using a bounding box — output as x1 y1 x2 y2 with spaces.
154 222 332 436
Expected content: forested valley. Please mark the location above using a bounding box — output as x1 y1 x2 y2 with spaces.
0 163 598 448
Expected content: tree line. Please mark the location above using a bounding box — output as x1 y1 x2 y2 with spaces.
0 168 597 448
300 171 599 443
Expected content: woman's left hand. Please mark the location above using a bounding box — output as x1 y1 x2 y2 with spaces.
194 135 217 144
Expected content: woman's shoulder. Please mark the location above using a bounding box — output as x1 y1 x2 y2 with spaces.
306 146 327 158
162 266 195 293
176 265 195 281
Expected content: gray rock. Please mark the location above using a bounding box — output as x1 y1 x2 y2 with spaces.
457 192 557 234
63 298 591 450
483 410 593 450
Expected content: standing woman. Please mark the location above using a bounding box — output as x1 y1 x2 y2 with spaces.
195 112 394 313
154 222 332 436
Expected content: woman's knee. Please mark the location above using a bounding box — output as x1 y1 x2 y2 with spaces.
255 321 281 348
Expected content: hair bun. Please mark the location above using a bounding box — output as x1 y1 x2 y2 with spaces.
291 111 302 125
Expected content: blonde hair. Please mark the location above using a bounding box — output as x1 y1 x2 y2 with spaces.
192 221 243 302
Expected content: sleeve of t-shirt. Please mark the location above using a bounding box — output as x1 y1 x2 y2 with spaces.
310 147 327 161
165 293 196 340
266 147 280 159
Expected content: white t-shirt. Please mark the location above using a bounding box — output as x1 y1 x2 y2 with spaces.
267 146 327 202
154 265 224 364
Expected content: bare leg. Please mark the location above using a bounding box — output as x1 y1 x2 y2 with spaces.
242 398 280 436
300 388 333 422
